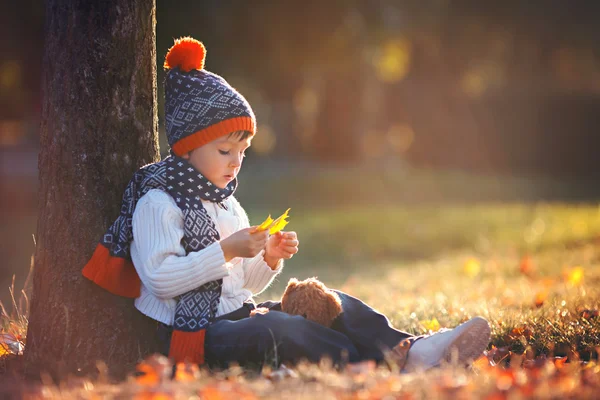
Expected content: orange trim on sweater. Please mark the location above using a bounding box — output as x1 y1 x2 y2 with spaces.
172 116 255 156
82 243 141 298
169 330 206 364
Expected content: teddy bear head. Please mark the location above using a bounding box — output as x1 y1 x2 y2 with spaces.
281 277 342 327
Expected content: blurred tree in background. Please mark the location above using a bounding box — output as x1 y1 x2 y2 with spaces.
3 1 600 175
152 0 600 175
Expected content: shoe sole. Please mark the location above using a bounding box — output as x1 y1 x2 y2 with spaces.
442 316 491 366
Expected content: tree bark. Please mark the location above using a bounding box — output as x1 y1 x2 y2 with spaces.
24 0 160 379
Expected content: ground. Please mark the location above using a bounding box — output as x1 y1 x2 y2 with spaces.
2 166 600 398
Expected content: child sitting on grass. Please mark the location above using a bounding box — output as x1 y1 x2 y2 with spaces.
83 37 491 371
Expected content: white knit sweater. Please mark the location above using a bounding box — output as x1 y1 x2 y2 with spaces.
130 189 283 325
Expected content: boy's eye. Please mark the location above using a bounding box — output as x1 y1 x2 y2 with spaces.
219 149 247 157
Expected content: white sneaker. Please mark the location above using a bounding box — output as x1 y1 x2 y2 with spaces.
403 316 491 371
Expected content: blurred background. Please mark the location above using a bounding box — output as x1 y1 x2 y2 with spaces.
2 0 600 305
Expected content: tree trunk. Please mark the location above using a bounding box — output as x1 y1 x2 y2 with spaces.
24 0 160 379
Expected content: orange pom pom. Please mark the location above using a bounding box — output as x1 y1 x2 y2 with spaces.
164 37 206 72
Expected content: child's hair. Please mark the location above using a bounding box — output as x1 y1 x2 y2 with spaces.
229 130 253 141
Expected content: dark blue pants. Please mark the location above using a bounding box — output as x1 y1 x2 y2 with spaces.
157 291 415 367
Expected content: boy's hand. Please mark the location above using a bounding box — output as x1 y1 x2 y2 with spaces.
264 231 299 269
220 227 269 261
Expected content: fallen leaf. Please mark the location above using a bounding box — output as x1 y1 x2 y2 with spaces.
554 356 568 369
542 278 556 288
473 354 492 370
134 392 173 400
421 318 441 332
173 362 200 382
534 291 548 308
519 255 535 277
463 258 481 278
134 354 172 385
0 333 24 355
495 369 516 391
581 309 599 319
564 266 584 286
509 326 534 341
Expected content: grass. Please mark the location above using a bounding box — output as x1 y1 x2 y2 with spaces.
2 165 600 398
252 202 600 292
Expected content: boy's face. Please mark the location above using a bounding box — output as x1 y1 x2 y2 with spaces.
182 134 252 189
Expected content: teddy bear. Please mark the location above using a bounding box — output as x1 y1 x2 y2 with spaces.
250 277 343 327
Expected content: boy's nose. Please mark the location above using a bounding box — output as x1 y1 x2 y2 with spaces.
230 155 242 167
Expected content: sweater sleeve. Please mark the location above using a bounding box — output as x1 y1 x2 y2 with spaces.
228 196 283 295
242 250 283 295
131 189 230 299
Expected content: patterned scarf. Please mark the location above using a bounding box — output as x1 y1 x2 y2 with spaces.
82 155 236 364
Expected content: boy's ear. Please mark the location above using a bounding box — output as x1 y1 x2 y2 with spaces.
181 152 190 160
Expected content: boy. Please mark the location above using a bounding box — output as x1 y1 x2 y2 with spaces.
83 37 490 370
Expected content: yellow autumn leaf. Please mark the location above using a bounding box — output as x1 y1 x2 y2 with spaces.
269 208 291 235
565 266 584 286
463 258 481 278
254 208 291 234
421 318 441 332
269 219 289 235
254 215 274 232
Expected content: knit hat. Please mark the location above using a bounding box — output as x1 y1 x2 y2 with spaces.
163 37 256 156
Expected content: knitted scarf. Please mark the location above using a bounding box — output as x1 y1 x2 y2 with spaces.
82 155 236 364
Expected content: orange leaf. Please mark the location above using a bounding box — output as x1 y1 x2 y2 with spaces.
134 355 172 386
554 356 568 369
173 362 200 382
135 363 160 385
542 278 555 288
581 309 599 319
519 255 535 277
0 343 8 357
134 393 173 400
510 326 534 340
473 354 492 370
534 291 547 308
496 369 516 391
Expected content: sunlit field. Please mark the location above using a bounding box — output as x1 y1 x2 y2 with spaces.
2 173 600 397
3 0 600 397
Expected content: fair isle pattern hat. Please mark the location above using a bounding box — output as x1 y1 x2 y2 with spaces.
164 37 256 156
